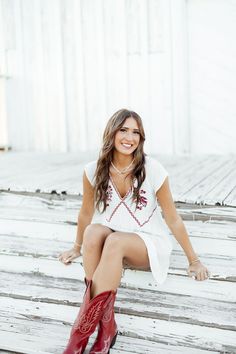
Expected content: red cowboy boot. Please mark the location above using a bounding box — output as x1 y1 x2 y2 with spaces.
63 279 115 354
89 290 118 354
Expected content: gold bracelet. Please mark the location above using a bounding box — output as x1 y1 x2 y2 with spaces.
189 258 200 266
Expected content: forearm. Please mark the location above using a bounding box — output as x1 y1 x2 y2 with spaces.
167 216 198 264
74 211 93 247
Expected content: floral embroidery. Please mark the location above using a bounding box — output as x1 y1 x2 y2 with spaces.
106 180 154 227
136 189 147 210
106 185 113 206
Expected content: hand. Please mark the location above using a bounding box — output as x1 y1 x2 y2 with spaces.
58 247 81 265
187 261 210 281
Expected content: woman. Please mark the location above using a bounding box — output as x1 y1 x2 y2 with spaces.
59 109 210 354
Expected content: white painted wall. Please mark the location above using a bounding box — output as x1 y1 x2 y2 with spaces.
0 0 235 154
188 0 236 154
0 0 8 148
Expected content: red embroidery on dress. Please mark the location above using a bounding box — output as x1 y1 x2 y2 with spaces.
107 177 155 227
106 185 113 206
106 199 157 227
136 189 147 210
106 200 123 222
123 203 157 227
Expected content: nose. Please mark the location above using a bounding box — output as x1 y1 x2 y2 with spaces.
124 131 133 141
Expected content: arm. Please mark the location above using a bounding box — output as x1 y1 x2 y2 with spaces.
156 177 209 280
59 171 94 264
73 171 95 250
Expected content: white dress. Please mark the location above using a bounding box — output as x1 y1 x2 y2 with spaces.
84 156 173 285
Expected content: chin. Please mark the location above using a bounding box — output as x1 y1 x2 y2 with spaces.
119 148 135 155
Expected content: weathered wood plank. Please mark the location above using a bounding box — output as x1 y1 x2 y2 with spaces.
0 297 235 352
0 271 234 330
172 156 221 196
225 185 236 207
1 232 235 281
1 210 236 243
0 190 236 227
178 206 236 222
0 329 217 354
183 159 235 205
203 160 236 206
0 154 235 206
0 255 235 302
1 219 235 258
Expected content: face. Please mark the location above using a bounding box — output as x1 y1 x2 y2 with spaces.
114 117 141 156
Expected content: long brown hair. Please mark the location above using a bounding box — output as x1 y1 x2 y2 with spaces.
94 109 146 212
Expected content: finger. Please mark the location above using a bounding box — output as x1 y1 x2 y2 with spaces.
189 271 196 280
200 272 205 281
187 270 192 277
196 272 201 281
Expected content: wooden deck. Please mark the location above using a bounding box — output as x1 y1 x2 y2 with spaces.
0 152 236 207
0 153 236 353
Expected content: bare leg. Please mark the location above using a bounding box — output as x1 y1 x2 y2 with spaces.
91 232 149 298
82 224 113 280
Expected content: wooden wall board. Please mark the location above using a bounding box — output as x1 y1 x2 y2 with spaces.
1 0 236 155
188 0 236 155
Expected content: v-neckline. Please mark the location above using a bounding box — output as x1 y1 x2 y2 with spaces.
109 175 132 200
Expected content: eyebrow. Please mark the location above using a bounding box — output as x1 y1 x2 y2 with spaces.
122 126 140 131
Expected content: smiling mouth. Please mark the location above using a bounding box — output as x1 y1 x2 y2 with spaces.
122 143 133 148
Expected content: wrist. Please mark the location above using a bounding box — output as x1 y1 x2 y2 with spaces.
73 241 82 251
189 257 200 266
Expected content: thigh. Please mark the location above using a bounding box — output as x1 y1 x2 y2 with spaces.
113 232 150 270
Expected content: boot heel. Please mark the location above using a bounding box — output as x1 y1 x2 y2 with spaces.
110 331 118 348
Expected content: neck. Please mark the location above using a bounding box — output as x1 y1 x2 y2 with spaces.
112 153 133 168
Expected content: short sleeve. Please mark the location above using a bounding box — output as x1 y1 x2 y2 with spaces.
147 157 169 193
84 160 97 186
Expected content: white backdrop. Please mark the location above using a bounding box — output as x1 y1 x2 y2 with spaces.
0 0 235 154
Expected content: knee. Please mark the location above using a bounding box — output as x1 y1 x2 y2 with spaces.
83 224 105 252
102 233 124 258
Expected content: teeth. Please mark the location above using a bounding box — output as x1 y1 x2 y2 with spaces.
122 143 132 148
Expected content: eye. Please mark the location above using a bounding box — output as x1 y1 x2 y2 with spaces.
120 128 126 132
134 131 140 135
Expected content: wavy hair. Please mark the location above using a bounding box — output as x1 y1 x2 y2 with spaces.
94 109 146 212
